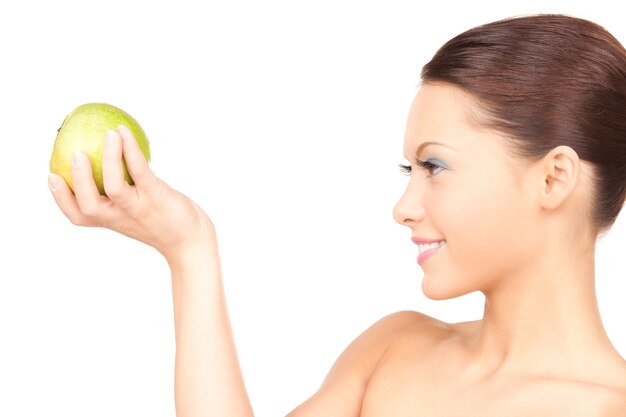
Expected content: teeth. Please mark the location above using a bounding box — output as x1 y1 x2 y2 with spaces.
417 240 446 255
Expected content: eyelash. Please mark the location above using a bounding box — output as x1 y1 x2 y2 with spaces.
398 159 445 177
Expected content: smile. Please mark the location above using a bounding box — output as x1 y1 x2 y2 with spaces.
417 240 446 266
417 240 446 255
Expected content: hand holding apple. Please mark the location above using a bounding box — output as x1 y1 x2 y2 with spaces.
49 123 215 261
50 103 151 195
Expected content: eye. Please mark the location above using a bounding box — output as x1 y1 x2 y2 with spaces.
398 159 446 177
418 159 446 177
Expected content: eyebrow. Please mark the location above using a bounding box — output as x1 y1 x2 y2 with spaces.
404 141 458 160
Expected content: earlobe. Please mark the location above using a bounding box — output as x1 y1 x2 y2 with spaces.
540 146 580 210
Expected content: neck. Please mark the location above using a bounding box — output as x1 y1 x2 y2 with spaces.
467 235 619 380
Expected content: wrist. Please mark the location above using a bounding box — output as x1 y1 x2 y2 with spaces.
162 220 219 271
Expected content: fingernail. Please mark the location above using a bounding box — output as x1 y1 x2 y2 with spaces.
105 130 116 146
48 174 60 192
72 151 84 168
117 125 128 133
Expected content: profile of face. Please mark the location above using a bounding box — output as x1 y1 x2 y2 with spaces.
393 82 562 300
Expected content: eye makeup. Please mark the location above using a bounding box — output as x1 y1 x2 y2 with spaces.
399 158 448 177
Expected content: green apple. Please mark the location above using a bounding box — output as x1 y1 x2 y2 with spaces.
50 103 151 195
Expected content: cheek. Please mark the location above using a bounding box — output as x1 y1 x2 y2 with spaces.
457 182 521 241
423 172 532 297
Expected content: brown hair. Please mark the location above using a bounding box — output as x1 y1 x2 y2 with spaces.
421 14 626 234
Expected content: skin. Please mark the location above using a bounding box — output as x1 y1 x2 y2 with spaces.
48 83 626 416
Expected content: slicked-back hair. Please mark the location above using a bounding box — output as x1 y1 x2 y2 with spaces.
422 14 626 234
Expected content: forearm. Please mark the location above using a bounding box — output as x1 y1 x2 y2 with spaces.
168 232 253 417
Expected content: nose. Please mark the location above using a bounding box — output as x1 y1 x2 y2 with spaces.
393 180 427 227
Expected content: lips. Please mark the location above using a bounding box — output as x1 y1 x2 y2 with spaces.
411 237 446 265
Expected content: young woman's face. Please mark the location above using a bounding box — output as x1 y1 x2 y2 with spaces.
393 82 541 300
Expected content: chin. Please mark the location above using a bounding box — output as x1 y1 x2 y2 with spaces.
421 274 475 301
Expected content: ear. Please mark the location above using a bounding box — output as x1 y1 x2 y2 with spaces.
538 146 581 210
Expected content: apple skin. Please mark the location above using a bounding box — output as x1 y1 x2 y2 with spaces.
50 103 151 195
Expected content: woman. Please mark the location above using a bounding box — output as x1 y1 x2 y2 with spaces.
48 14 626 416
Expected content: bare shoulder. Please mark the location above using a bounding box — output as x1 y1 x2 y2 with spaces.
332 309 457 365
351 310 459 363
524 375 626 417
592 378 626 417
599 389 626 417
364 310 454 340
286 310 452 417
577 362 626 416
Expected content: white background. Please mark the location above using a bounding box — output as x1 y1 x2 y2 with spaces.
1 1 625 416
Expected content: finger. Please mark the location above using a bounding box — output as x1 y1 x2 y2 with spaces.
102 130 134 207
116 125 156 189
70 150 108 217
48 173 96 226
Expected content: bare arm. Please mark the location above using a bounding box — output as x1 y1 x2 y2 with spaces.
49 126 253 416
168 237 253 417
